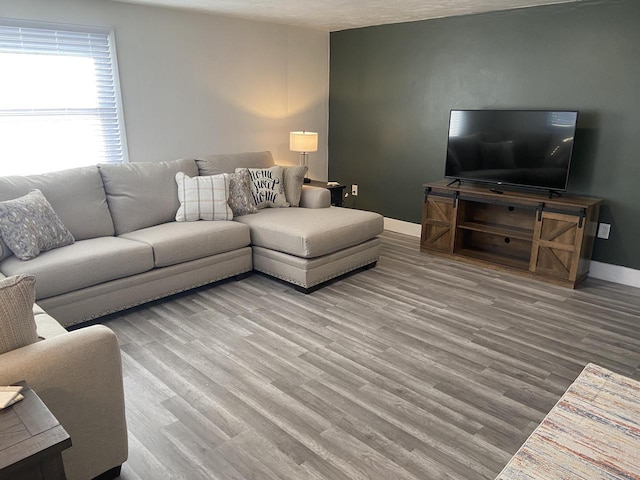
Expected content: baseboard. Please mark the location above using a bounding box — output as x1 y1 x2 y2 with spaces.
383 217 421 237
383 217 640 289
589 261 640 288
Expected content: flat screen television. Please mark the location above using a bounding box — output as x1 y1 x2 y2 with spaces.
444 109 579 192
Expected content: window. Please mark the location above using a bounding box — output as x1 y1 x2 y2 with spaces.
0 19 128 176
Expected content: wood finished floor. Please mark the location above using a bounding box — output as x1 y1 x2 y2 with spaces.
105 231 640 480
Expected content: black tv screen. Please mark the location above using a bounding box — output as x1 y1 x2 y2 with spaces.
444 109 578 191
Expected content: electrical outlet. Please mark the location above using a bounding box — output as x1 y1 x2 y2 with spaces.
597 223 611 239
351 184 358 196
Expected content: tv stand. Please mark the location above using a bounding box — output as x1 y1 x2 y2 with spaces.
421 181 601 288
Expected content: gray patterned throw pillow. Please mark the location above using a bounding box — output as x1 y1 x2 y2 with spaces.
228 169 258 216
0 189 75 261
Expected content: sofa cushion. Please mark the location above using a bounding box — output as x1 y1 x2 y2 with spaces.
196 151 274 175
0 237 154 299
120 221 251 268
235 207 384 258
98 159 198 235
0 166 114 260
175 172 233 221
282 166 308 207
0 190 75 261
0 274 38 354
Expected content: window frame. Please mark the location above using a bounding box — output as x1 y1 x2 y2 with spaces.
0 17 129 174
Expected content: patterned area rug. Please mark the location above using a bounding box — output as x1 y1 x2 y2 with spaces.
496 363 640 479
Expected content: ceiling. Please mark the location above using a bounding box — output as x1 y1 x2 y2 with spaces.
108 0 583 31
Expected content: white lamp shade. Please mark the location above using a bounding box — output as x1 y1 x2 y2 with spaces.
290 131 318 153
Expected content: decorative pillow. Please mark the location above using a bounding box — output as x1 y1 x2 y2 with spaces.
237 166 289 209
282 166 308 207
0 189 75 261
0 274 38 355
175 172 233 221
228 169 258 217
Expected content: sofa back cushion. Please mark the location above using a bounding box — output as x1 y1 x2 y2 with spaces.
98 158 198 235
0 166 114 260
196 151 275 176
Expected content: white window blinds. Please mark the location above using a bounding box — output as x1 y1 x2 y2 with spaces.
0 19 128 176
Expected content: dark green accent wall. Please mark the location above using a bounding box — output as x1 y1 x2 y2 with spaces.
329 0 640 269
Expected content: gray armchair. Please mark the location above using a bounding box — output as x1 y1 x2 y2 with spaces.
0 306 127 480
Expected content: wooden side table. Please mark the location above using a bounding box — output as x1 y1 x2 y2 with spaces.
0 381 71 480
306 180 347 207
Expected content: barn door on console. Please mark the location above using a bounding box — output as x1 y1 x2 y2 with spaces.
421 196 455 253
530 211 584 281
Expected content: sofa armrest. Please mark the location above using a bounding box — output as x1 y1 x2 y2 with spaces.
0 325 128 480
300 185 331 209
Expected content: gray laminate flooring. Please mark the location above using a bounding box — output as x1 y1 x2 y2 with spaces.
105 231 640 480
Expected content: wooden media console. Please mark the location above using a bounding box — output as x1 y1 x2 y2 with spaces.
421 181 601 288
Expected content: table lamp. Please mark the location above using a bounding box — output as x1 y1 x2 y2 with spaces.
290 131 318 183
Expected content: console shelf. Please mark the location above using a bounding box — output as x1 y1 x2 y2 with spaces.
421 181 601 288
457 220 534 241
455 248 532 271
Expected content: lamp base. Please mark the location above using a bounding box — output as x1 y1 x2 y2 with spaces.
298 152 311 184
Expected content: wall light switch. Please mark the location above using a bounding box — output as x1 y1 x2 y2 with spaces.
597 223 611 239
351 184 358 196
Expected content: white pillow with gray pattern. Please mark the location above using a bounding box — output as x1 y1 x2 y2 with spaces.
175 172 233 221
0 189 75 261
237 166 290 209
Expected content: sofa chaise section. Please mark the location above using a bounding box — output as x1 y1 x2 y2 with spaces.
196 151 384 291
234 207 383 291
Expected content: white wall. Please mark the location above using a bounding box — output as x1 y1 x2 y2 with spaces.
0 0 330 179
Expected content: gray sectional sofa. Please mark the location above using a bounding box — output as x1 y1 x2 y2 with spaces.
0 150 383 479
0 151 383 327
